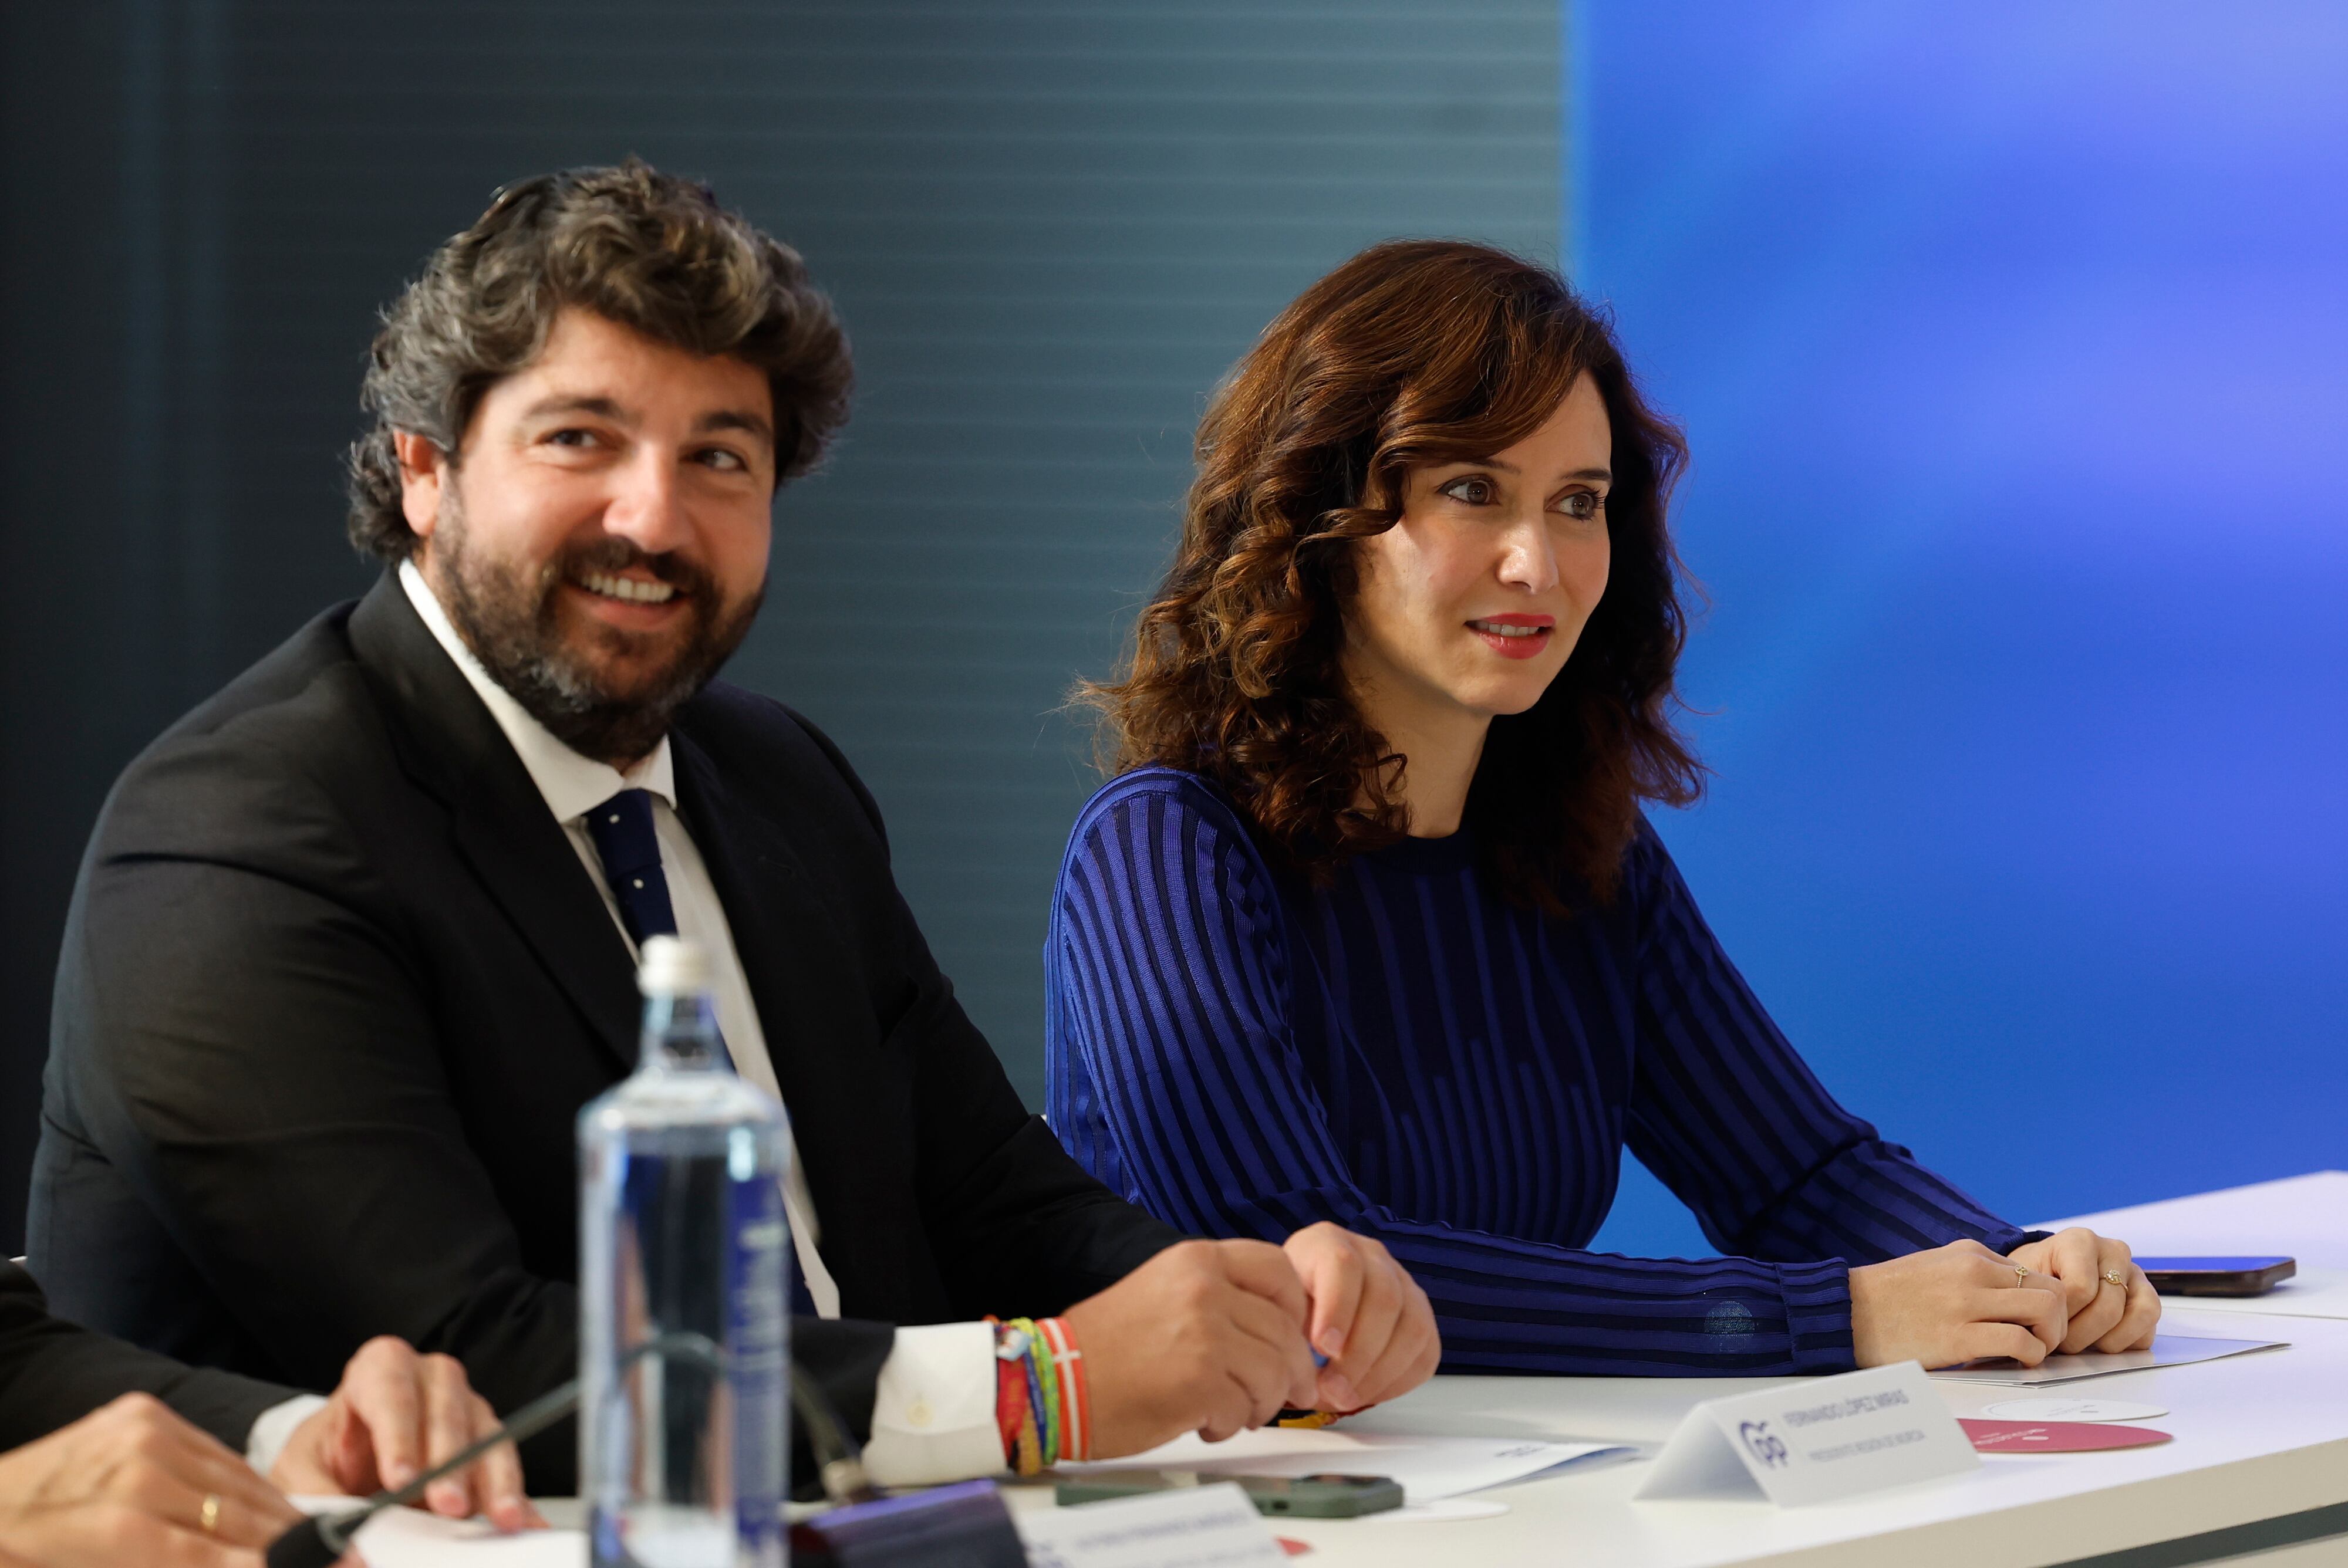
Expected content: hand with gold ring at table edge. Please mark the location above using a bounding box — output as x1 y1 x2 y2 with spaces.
2006 1225 2164 1354
1848 1228 2161 1371
0 1392 341 1568
0 1334 538 1567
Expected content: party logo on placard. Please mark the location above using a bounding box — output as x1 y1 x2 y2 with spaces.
1738 1421 1789 1469
1637 1363 1978 1508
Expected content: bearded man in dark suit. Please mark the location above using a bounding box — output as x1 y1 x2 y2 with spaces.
28 161 1438 1496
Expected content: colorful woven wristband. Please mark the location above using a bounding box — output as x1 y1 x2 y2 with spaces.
1024 1318 1064 1465
1039 1316 1089 1462
1015 1325 1054 1467
990 1315 1088 1472
990 1319 1040 1474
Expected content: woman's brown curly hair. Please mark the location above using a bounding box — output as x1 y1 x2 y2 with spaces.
1082 239 1702 910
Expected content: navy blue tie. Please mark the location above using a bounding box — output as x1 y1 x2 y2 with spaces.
585 790 816 1315
584 789 677 948
585 790 737 1083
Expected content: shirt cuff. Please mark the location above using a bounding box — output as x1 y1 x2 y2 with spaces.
858 1322 1008 1488
245 1394 329 1478
1780 1258 1859 1373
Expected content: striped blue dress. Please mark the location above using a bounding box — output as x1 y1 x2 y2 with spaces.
1045 767 2030 1376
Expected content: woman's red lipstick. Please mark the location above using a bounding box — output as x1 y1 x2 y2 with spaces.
1468 614 1556 659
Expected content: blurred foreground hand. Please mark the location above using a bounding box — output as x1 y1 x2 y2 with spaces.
268 1336 540 1533
0 1393 313 1567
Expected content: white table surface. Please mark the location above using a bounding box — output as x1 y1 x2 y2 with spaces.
2042 1172 2348 1324
2043 1169 2348 1272
1077 1307 2337 1568
372 1174 2348 1567
1002 1170 2348 1567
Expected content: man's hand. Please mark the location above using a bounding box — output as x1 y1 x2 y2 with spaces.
2009 1228 2162 1354
1063 1240 1320 1457
1850 1239 2068 1370
268 1337 538 1531
0 1392 315 1567
1280 1222 1440 1412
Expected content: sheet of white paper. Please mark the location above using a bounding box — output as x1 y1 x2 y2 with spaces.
1365 1498 1512 1523
1978 1397 2168 1423
2154 1267 2348 1321
349 1507 586 1567
1928 1332 2286 1385
1057 1428 1631 1506
1016 1483 1287 1568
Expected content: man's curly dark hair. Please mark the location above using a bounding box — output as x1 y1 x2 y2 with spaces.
347 158 851 560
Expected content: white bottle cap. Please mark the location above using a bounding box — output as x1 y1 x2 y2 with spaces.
636 935 713 996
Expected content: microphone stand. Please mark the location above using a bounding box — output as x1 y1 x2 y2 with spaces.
264 1376 581 1568
264 1336 884 1567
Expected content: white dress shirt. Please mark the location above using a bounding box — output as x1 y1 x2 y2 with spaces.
396 562 1004 1487
244 1391 327 1476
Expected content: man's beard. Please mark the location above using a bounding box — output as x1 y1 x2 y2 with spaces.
428 490 763 768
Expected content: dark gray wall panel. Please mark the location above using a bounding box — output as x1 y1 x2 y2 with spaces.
0 1 1558 1250
741 5 1561 1107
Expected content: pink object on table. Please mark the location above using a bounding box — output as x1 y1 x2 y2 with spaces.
1960 1419 2173 1453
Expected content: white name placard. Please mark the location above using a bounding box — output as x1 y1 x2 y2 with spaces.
1016 1483 1288 1568
1634 1361 1978 1507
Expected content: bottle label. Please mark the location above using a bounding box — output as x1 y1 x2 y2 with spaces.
725 1149 788 1555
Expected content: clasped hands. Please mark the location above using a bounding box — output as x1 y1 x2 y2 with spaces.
1064 1222 1441 1459
0 1339 530 1568
1850 1227 2162 1371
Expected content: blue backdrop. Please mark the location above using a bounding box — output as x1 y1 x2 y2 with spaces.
1574 3 2348 1258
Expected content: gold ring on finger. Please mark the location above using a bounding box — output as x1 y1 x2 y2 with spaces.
2102 1269 2128 1288
199 1493 221 1535
2012 1264 2029 1286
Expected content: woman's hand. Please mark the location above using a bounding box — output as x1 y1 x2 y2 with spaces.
268 1336 538 1531
1850 1239 2068 1369
0 1392 318 1568
1280 1222 1442 1412
2008 1228 2162 1354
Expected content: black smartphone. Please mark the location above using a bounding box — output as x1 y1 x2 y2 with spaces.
2134 1256 2296 1296
1054 1469 1406 1518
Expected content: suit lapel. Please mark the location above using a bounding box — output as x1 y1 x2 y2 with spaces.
347 577 638 1077
350 575 895 1299
447 804 639 1079
667 731 888 1306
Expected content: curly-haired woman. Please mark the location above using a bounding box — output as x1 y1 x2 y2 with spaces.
1044 241 2159 1393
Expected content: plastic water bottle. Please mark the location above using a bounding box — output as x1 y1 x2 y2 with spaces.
581 936 791 1568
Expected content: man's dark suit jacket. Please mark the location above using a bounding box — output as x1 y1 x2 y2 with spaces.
29 574 1183 1492
0 1262 290 1456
